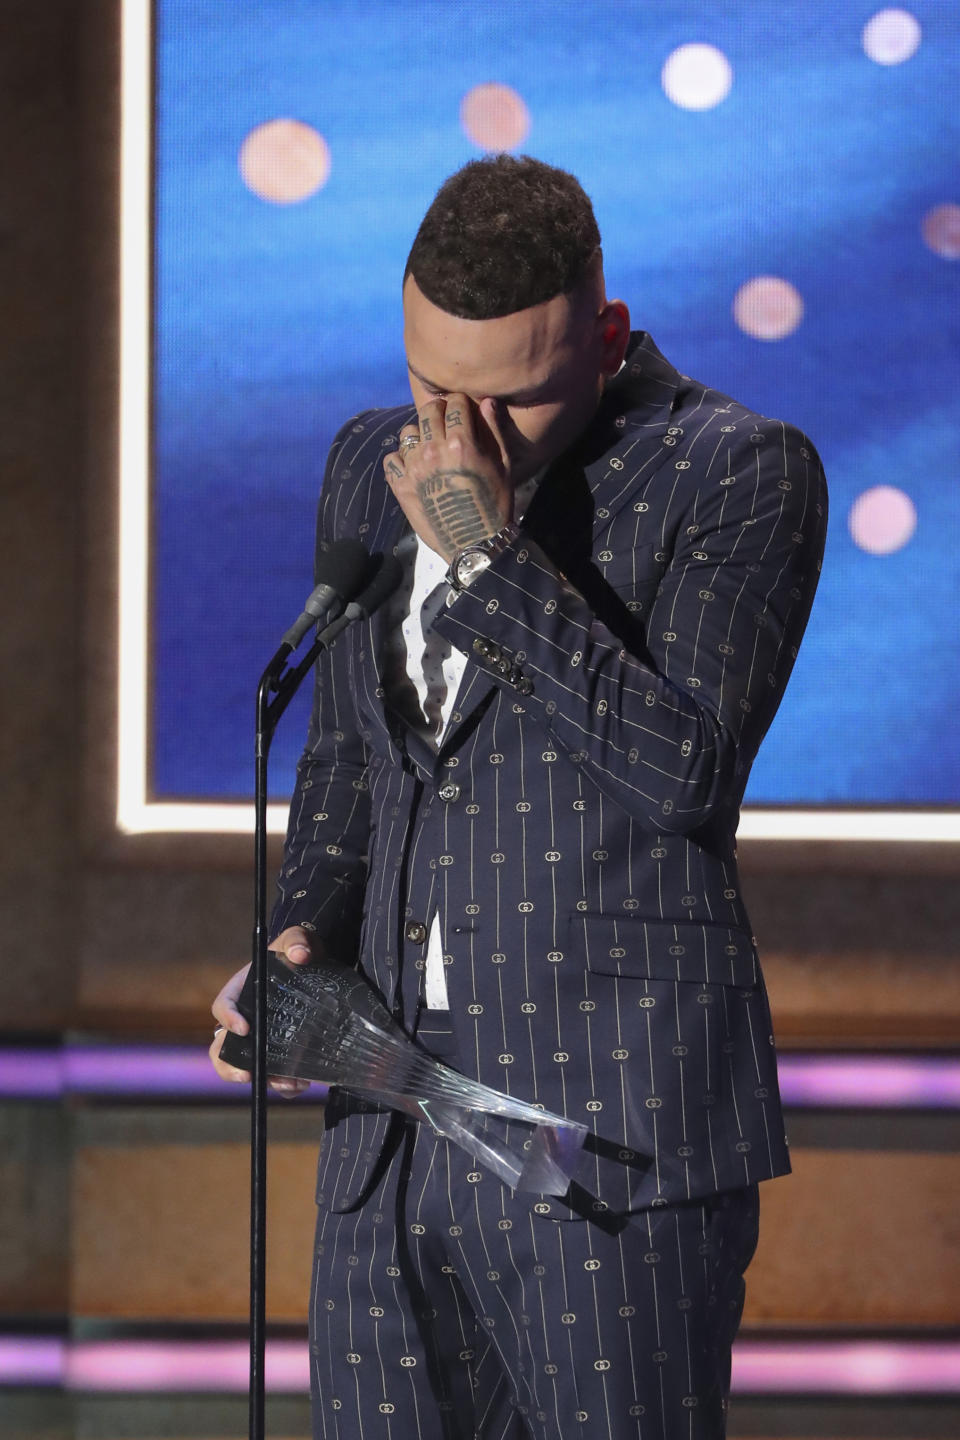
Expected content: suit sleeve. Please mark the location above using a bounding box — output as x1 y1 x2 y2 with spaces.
269 417 374 954
433 419 827 835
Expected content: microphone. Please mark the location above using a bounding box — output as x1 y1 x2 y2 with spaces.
307 555 403 654
342 554 403 621
302 555 402 659
281 538 371 649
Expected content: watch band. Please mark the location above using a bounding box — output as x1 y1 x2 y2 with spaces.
447 522 520 593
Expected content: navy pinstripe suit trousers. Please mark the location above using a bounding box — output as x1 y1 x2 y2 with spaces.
308 1017 759 1440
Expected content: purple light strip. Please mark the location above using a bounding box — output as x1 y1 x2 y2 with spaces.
64 1046 222 1096
0 1050 62 1099
4 1046 960 1108
1 1337 958 1393
0 1337 65 1387
777 1054 960 1108
0 1046 326 1102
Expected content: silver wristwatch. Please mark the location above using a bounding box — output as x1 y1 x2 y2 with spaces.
447 523 519 593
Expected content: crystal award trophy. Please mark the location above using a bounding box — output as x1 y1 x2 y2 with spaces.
220 953 587 1196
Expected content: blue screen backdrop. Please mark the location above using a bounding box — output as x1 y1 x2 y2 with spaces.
151 0 960 806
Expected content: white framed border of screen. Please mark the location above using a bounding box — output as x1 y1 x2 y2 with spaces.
115 0 960 843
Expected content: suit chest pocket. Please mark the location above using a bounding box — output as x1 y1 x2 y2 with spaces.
570 914 758 989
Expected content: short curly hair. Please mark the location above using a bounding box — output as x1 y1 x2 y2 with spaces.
405 155 602 320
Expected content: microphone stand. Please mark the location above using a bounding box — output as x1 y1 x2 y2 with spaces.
250 610 359 1440
248 553 399 1440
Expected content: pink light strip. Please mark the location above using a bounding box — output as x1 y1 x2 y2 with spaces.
1 1337 959 1394
66 1339 309 1393
732 1340 960 1394
1 1046 959 1109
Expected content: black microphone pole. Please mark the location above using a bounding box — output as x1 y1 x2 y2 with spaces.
248 547 401 1440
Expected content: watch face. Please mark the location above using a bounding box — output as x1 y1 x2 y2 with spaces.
456 549 492 587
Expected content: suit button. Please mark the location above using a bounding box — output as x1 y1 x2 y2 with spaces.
472 638 501 663
405 921 428 944
496 658 512 676
516 677 534 697
438 781 461 803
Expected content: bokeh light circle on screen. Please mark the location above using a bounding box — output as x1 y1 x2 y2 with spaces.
733 277 804 340
848 485 917 555
661 44 733 110
460 84 530 151
149 1 960 815
239 119 331 204
922 204 960 260
861 9 921 65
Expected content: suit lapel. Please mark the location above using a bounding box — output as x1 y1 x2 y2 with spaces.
580 331 681 544
357 464 459 781
515 333 679 578
435 335 682 753
366 496 407 684
361 497 438 775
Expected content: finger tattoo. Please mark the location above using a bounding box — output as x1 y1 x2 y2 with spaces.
420 416 433 440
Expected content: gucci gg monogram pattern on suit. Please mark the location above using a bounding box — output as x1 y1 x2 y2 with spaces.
274 331 825 1212
310 1017 760 1440
272 331 826 1436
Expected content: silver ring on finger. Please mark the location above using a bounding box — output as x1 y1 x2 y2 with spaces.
213 1025 225 1037
399 434 420 453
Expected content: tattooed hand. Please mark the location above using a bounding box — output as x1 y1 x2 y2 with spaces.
383 394 513 563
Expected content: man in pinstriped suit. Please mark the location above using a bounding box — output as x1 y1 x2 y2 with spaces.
212 156 826 1438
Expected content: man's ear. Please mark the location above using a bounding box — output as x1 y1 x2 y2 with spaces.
598 300 631 374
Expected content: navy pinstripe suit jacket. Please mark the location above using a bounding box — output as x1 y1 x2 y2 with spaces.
272 332 827 1218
